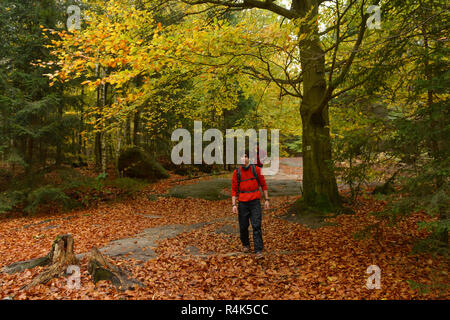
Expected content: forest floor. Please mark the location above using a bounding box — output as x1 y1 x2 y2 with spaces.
0 159 448 300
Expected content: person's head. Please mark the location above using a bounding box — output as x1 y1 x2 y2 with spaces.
240 150 250 166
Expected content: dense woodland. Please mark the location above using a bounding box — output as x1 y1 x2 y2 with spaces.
0 0 448 300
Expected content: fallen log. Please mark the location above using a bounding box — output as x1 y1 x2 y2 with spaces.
87 247 144 291
2 256 51 275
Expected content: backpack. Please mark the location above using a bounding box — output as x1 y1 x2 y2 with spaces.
236 164 261 195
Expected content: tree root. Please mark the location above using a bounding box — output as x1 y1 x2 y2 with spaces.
2 256 51 275
87 247 144 291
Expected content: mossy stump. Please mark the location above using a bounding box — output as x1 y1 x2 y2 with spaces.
2 235 144 293
87 247 143 291
22 234 79 290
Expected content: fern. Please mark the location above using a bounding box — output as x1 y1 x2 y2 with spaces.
25 187 72 214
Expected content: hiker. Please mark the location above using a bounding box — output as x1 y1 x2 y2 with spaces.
231 151 269 257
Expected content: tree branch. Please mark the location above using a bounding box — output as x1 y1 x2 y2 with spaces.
182 0 298 19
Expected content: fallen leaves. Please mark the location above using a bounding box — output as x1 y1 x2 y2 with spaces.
0 175 448 300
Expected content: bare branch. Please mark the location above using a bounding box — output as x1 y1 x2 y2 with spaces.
330 0 370 90
182 0 298 19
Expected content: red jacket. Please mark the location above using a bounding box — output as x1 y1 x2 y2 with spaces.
231 165 268 202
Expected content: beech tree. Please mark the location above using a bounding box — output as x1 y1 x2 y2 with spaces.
176 0 391 211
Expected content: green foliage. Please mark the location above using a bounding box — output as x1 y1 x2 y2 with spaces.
55 168 94 189
118 146 169 181
0 0 80 173
107 177 147 194
284 137 302 156
24 186 72 214
332 128 379 201
147 194 159 201
94 173 108 191
172 164 198 177
0 168 12 192
169 178 230 200
0 166 154 215
374 158 449 258
4 152 28 168
407 279 449 298
412 229 449 258
0 190 26 214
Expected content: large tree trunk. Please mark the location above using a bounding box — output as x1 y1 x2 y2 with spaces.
297 1 341 211
301 107 341 209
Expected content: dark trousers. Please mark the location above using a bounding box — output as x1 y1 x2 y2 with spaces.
238 199 263 253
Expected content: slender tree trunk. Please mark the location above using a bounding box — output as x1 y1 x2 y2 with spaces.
101 132 107 174
133 108 141 146
95 132 102 170
94 81 102 170
116 122 123 177
55 101 63 167
26 137 34 175
78 87 85 164
40 142 47 168
100 81 108 174
125 114 132 145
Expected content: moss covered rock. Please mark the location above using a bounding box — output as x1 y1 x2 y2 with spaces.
118 147 169 181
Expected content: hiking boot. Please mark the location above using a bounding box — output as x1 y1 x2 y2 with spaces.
255 251 264 259
242 246 251 253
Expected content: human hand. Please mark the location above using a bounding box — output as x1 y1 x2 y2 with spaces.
232 205 238 214
264 200 270 210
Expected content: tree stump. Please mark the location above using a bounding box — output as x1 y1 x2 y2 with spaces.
87 247 143 291
2 234 144 294
23 234 79 290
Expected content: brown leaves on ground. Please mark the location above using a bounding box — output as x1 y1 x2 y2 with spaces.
0 176 448 300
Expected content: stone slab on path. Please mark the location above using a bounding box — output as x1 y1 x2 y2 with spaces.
215 224 239 235
98 216 239 261
99 222 209 262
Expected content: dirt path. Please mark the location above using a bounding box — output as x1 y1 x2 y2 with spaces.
98 217 303 262
97 159 305 261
